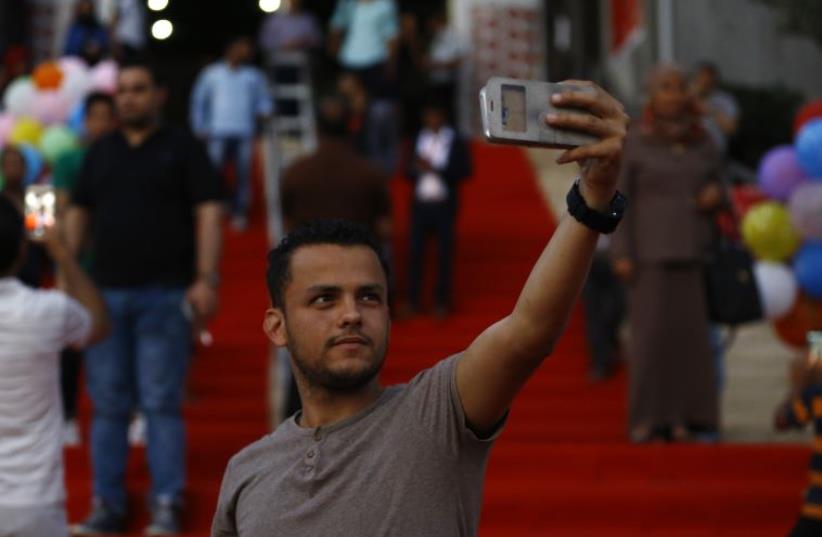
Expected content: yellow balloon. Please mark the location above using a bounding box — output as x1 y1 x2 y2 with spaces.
742 201 802 262
9 117 44 145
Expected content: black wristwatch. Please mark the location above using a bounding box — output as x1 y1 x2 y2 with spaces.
566 179 626 234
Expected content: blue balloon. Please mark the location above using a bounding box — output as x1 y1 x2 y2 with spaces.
796 119 822 179
17 144 44 185
67 100 86 137
794 242 822 299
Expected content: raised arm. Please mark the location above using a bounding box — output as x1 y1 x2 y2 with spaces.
456 82 629 433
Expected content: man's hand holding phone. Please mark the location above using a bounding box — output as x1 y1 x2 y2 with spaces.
545 81 629 210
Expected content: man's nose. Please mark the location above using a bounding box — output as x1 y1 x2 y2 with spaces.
338 296 362 328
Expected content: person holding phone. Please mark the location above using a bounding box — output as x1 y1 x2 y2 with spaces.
66 61 223 535
211 81 629 536
0 196 109 537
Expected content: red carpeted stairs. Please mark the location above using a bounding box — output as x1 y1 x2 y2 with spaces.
66 143 811 536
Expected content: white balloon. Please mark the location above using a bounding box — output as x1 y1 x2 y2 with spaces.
3 78 36 117
59 66 92 105
753 261 799 319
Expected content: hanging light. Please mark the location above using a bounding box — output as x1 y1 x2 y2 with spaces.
259 0 281 13
147 0 169 12
151 19 174 40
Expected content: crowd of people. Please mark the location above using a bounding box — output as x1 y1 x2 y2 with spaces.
3 0 821 536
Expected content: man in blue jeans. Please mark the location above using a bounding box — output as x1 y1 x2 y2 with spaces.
190 36 272 232
65 61 223 535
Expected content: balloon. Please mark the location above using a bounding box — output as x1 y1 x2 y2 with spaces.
794 100 822 136
3 77 36 117
39 125 79 163
794 243 822 299
730 185 770 220
59 64 92 105
773 294 822 349
17 144 44 185
741 201 802 262
789 183 822 240
90 60 118 94
0 113 14 146
58 56 87 76
67 100 87 137
32 91 71 125
9 118 44 146
796 120 822 178
32 62 64 90
753 262 799 319
757 145 810 201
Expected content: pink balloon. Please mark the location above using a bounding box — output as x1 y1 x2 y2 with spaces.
0 113 14 145
58 56 88 76
789 182 822 240
32 91 71 125
90 60 118 94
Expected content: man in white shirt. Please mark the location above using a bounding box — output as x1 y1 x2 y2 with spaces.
0 196 109 537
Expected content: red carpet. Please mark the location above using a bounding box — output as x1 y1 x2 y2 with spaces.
66 143 811 535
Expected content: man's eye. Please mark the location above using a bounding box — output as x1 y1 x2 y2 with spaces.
312 295 333 305
361 293 382 303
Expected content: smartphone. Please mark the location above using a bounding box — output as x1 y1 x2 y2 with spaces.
24 185 57 240
479 77 599 149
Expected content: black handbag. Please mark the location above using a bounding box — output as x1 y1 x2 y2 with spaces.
704 237 762 325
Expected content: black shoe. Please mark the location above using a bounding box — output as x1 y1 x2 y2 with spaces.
145 499 182 536
70 500 127 535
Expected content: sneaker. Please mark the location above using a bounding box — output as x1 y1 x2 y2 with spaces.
70 500 127 535
63 419 81 447
144 500 182 536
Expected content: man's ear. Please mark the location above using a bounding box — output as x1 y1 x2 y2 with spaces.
263 307 288 347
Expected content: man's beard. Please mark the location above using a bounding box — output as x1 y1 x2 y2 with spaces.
286 323 387 393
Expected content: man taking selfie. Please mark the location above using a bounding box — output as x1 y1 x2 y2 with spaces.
212 81 629 536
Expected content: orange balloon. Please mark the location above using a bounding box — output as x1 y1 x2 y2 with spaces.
773 294 822 349
32 62 64 90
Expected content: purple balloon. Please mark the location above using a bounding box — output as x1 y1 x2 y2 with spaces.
789 182 822 240
758 145 810 201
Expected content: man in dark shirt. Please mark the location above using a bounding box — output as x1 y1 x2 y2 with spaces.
280 93 391 238
66 61 223 536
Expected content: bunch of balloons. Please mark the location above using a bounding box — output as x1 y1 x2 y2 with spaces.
742 101 822 348
0 57 118 187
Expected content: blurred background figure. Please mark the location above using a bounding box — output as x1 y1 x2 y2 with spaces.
0 146 26 213
329 0 400 174
582 235 625 382
424 8 462 124
611 65 724 443
52 91 117 447
774 332 822 537
692 61 740 157
63 0 110 66
0 146 48 290
0 196 108 537
405 96 471 319
110 0 146 62
191 36 272 232
67 62 223 535
258 0 321 60
396 12 425 138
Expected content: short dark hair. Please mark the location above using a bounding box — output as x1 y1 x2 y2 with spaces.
84 91 115 115
266 220 388 309
119 58 165 86
0 196 24 275
316 93 351 138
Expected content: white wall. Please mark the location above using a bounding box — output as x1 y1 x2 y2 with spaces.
672 0 822 97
